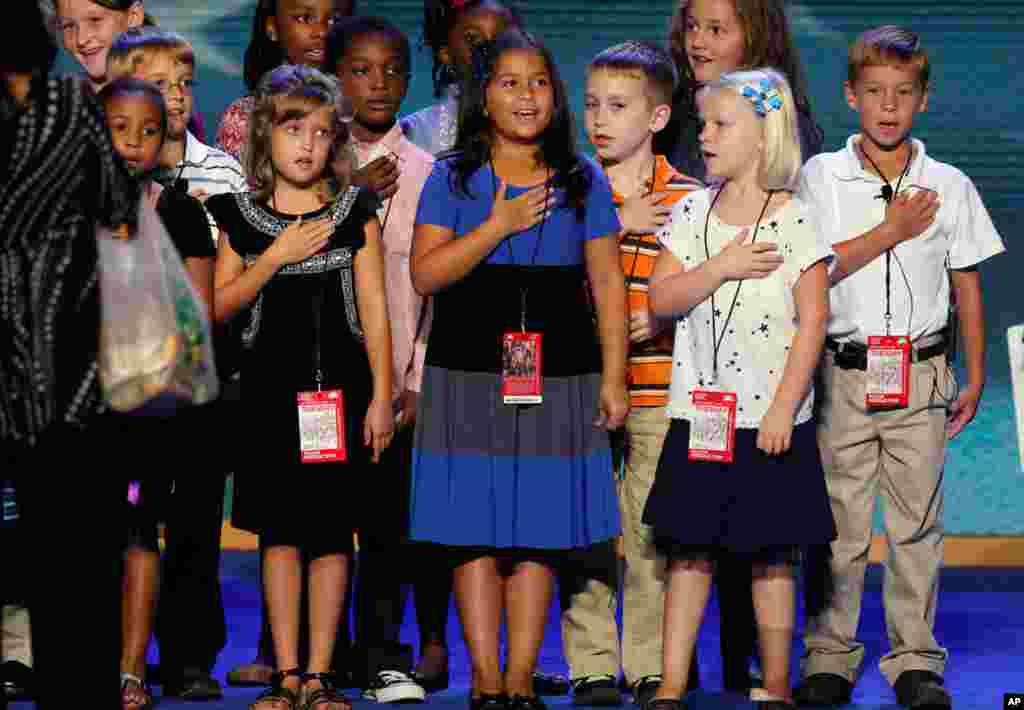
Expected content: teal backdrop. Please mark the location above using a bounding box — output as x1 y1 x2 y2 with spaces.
60 0 1022 534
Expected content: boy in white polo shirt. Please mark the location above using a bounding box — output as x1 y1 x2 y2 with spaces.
795 26 1004 710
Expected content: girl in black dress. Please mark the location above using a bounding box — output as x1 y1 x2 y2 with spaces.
98 77 217 710
208 65 393 710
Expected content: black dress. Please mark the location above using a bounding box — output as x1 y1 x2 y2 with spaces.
206 186 377 553
124 184 217 545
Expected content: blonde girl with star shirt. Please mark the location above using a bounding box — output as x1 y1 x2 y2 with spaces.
642 69 836 709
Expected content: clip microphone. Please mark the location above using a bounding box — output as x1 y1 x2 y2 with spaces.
878 184 894 203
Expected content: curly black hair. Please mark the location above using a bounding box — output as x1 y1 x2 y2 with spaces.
325 16 412 77
421 0 521 98
450 29 589 220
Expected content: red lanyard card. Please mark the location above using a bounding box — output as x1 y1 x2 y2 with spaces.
688 390 737 463
296 389 347 463
866 336 911 409
502 332 543 405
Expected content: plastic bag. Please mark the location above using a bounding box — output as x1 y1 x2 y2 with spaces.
96 196 219 413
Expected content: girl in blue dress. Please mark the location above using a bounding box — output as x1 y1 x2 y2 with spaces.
410 30 628 710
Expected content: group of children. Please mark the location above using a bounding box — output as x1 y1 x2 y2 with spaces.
17 1 1005 710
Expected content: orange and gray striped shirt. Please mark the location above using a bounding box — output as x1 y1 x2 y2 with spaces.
614 155 701 408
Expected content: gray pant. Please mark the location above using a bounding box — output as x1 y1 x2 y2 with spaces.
802 352 950 686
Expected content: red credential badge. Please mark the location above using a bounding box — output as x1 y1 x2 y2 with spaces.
688 390 737 463
502 332 543 405
866 335 911 409
296 389 347 463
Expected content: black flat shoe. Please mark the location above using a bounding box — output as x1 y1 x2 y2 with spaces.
533 672 569 696
571 675 622 706
413 669 450 693
794 673 853 707
893 671 951 710
508 694 548 710
470 693 509 710
646 698 685 710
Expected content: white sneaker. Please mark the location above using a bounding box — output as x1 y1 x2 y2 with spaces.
365 670 426 704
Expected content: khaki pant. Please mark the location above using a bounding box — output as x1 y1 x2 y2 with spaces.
2 605 32 667
561 407 670 684
803 352 950 686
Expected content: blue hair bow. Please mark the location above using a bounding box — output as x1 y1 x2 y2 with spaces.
740 78 783 117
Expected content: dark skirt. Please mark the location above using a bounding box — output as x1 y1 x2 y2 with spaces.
642 418 836 553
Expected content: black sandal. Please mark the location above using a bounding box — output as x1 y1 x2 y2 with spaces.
250 669 303 710
301 672 351 710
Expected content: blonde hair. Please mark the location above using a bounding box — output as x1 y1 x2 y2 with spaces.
699 68 801 191
848 25 929 89
106 26 194 83
247 64 355 203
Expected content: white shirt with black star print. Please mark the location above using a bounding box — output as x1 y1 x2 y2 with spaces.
659 188 834 428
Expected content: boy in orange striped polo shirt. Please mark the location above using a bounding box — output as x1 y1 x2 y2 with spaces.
560 41 701 708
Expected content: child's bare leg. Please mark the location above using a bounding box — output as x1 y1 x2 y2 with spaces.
305 552 349 676
263 545 303 698
121 546 160 678
503 558 555 697
654 557 713 700
752 562 796 702
453 556 504 697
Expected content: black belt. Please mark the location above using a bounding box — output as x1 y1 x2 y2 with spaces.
825 333 947 371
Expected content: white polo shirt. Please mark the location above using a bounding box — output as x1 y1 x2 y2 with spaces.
162 131 247 243
799 135 1005 343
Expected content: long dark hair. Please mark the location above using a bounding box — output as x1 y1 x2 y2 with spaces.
451 30 589 219
659 0 822 163
421 0 520 98
244 0 358 92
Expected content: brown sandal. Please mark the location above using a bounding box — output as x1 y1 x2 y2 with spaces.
229 662 275 687
249 669 303 710
301 673 352 710
120 672 152 710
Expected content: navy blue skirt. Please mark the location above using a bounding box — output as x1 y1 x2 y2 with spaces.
642 418 836 553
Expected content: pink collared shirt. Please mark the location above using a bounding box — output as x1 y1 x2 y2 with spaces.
350 124 435 400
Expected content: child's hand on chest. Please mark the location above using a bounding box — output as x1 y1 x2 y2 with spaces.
887 185 946 247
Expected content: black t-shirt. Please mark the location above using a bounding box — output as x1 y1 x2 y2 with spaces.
156 186 216 260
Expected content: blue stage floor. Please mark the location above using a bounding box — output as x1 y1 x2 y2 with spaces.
13 554 1022 710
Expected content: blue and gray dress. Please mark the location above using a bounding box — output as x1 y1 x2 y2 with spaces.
409 156 623 550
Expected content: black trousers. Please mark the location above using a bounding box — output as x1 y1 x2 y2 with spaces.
5 424 125 710
154 460 227 675
714 553 758 692
346 424 415 687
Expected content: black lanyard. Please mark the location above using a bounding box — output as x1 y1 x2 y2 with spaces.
312 270 328 390
860 144 912 336
490 160 551 332
703 183 774 383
